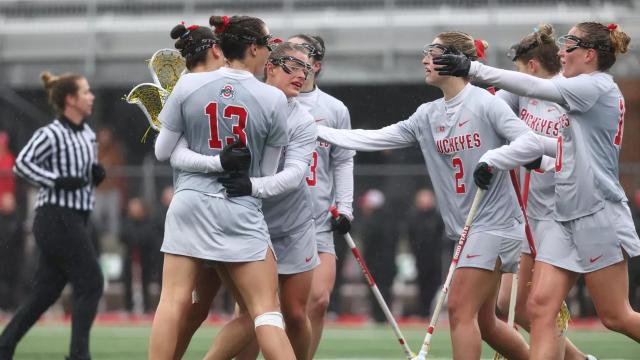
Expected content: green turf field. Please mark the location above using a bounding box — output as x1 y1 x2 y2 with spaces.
4 324 639 359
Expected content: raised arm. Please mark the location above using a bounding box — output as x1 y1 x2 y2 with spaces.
469 62 564 104
318 123 415 152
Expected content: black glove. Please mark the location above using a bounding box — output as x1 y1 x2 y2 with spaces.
433 53 471 77
331 214 351 235
473 162 493 190
91 163 106 186
218 172 252 197
54 176 88 191
524 157 542 171
220 140 251 173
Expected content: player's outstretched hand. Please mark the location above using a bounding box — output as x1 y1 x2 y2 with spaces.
91 163 106 186
220 140 251 173
524 157 542 171
473 162 493 190
218 172 252 197
331 214 351 235
54 176 88 190
433 54 471 77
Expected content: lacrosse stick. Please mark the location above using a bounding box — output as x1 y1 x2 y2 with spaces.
329 206 414 360
148 48 186 93
413 189 485 360
125 83 168 132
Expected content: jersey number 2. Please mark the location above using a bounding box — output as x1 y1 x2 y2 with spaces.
206 102 247 149
306 151 318 186
452 157 466 194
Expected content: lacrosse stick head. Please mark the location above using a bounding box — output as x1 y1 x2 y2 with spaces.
148 49 186 93
125 83 169 131
556 301 571 335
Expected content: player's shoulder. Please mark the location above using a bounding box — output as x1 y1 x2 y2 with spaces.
316 87 347 111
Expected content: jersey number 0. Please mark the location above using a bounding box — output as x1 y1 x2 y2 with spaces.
205 102 248 149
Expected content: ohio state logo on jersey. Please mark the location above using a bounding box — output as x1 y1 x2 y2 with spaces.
435 132 481 154
219 84 235 99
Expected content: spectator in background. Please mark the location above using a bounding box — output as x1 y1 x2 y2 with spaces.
92 127 126 245
121 197 161 314
358 189 398 323
0 132 16 199
630 189 640 311
0 192 24 312
406 188 443 318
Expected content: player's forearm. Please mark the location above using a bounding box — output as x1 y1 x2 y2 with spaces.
479 132 545 170
470 62 564 104
170 136 222 173
333 157 354 220
318 125 410 152
154 127 182 161
250 158 308 198
260 145 283 176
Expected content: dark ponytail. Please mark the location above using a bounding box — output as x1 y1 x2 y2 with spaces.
170 23 217 70
209 15 268 61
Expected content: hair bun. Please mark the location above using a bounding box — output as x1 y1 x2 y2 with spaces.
170 24 188 40
40 71 58 90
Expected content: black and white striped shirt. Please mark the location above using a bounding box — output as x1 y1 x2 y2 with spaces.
14 116 97 211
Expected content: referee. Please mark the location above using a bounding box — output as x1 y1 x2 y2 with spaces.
0 71 105 360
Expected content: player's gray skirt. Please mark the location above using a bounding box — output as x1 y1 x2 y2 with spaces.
538 200 640 273
161 189 272 262
457 220 523 273
521 218 551 255
315 230 335 255
272 220 320 275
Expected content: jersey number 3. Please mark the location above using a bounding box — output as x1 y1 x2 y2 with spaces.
306 151 318 186
206 102 248 149
452 157 466 194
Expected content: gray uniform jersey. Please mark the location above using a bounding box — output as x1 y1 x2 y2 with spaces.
497 83 565 220
319 84 531 241
297 87 355 232
551 73 626 221
159 67 289 210
263 100 317 237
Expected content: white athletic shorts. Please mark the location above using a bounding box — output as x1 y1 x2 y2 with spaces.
457 220 524 274
316 230 335 256
538 200 640 273
161 189 273 262
272 220 320 275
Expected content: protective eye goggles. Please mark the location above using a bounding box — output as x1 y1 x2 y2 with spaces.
269 56 312 79
422 44 453 58
299 43 324 58
507 41 538 61
556 34 613 53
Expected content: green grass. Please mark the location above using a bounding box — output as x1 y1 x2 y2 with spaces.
5 324 639 359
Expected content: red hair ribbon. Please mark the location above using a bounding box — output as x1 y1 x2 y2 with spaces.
271 37 284 44
187 25 199 31
607 23 618 31
474 39 486 60
215 15 230 34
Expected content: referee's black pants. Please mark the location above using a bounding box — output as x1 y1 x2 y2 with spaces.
0 206 104 360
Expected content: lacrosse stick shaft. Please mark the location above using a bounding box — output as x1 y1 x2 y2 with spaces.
509 170 537 258
329 207 414 359
522 170 531 208
414 189 485 360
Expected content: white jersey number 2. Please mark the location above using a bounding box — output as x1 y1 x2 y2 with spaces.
206 102 248 149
